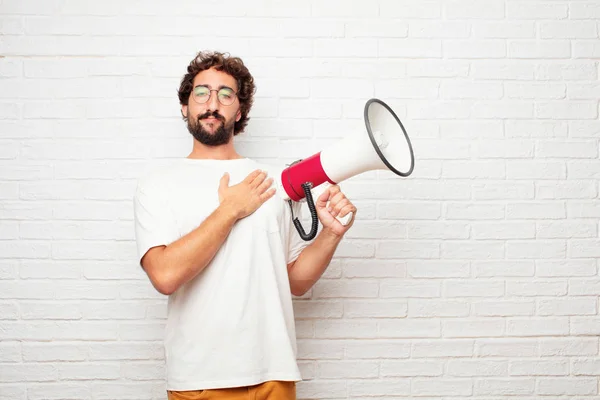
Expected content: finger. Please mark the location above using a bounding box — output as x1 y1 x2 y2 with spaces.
260 188 276 202
245 169 262 183
331 199 350 216
337 204 356 219
316 187 331 208
257 177 274 194
219 172 230 190
328 185 341 197
328 192 346 208
250 171 268 187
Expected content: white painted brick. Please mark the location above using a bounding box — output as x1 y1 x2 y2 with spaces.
0 384 26 400
510 360 568 376
446 203 505 220
506 120 568 138
472 222 535 239
378 319 441 338
506 318 569 337
439 120 504 139
293 301 343 319
505 82 566 99
507 280 567 297
538 140 599 159
473 140 534 158
537 221 597 239
537 181 597 200
409 299 470 317
538 297 597 316
58 363 120 380
407 261 470 278
568 82 600 100
312 280 378 299
412 339 474 358
509 40 571 59
342 260 406 279
380 280 441 298
506 202 565 219
440 81 503 99
472 22 536 38
448 360 508 376
297 340 344 360
375 79 439 99
444 40 506 59
407 222 470 239
348 379 410 397
0 342 21 362
379 0 442 18
471 61 535 80
379 38 442 58
537 378 598 396
0 364 57 382
344 340 410 359
536 62 598 80
474 300 535 317
443 319 505 338
381 360 443 377
412 378 473 396
476 339 538 357
540 338 599 356
474 261 535 278
346 20 407 38
507 2 568 19
377 240 440 259
441 242 504 260
536 101 598 120
572 358 600 376
540 21 598 39
409 21 470 38
317 361 378 379
571 317 600 336
407 60 470 77
445 0 504 19
315 320 377 339
569 279 600 296
475 378 535 396
574 40 600 58
444 281 504 298
343 300 407 318
569 239 600 258
296 380 346 399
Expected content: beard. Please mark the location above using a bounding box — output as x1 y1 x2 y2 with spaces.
186 111 235 147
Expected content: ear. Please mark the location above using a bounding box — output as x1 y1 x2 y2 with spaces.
181 104 188 119
236 108 241 122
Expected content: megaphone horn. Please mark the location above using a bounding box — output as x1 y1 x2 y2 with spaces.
279 98 415 241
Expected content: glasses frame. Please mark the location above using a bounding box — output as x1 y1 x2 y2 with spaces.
191 85 238 106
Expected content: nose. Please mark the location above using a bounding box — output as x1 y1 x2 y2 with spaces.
206 90 220 112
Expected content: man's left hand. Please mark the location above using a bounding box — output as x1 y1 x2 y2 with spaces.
315 184 357 237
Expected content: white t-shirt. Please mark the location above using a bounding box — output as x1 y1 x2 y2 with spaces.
133 157 313 391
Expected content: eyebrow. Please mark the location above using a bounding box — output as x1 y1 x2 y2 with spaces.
194 84 235 91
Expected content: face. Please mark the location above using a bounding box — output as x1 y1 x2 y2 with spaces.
182 67 242 147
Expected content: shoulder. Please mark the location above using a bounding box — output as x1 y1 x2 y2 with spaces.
134 159 187 197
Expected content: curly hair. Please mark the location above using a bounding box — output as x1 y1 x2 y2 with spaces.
178 51 256 135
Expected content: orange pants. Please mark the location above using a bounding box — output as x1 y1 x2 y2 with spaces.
167 381 296 400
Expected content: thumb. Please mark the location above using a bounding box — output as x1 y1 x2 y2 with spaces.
315 187 330 209
219 172 230 191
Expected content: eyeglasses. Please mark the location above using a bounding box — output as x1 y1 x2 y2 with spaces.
192 85 237 106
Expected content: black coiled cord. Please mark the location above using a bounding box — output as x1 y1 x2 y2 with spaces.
288 182 319 241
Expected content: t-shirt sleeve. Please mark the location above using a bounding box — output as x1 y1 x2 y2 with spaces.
286 200 316 264
133 180 179 265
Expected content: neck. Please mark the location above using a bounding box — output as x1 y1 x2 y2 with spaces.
186 139 243 160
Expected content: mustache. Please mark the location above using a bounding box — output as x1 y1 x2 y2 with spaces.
198 111 225 121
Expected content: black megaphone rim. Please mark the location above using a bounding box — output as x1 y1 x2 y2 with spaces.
363 98 415 177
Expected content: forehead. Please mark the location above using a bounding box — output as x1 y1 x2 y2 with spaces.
193 67 238 91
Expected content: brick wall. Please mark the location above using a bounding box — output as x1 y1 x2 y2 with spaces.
1 1 599 399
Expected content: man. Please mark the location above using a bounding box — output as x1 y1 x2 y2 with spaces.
133 50 357 400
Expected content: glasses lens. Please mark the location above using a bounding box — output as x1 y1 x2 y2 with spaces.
218 88 235 105
193 86 210 103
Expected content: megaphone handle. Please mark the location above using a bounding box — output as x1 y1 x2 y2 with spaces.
289 182 319 241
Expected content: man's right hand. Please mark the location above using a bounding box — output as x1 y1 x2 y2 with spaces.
218 169 276 220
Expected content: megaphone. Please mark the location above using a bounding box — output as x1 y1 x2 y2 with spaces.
278 98 415 241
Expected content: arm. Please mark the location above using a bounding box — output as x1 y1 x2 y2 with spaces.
141 170 275 295
287 185 357 296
